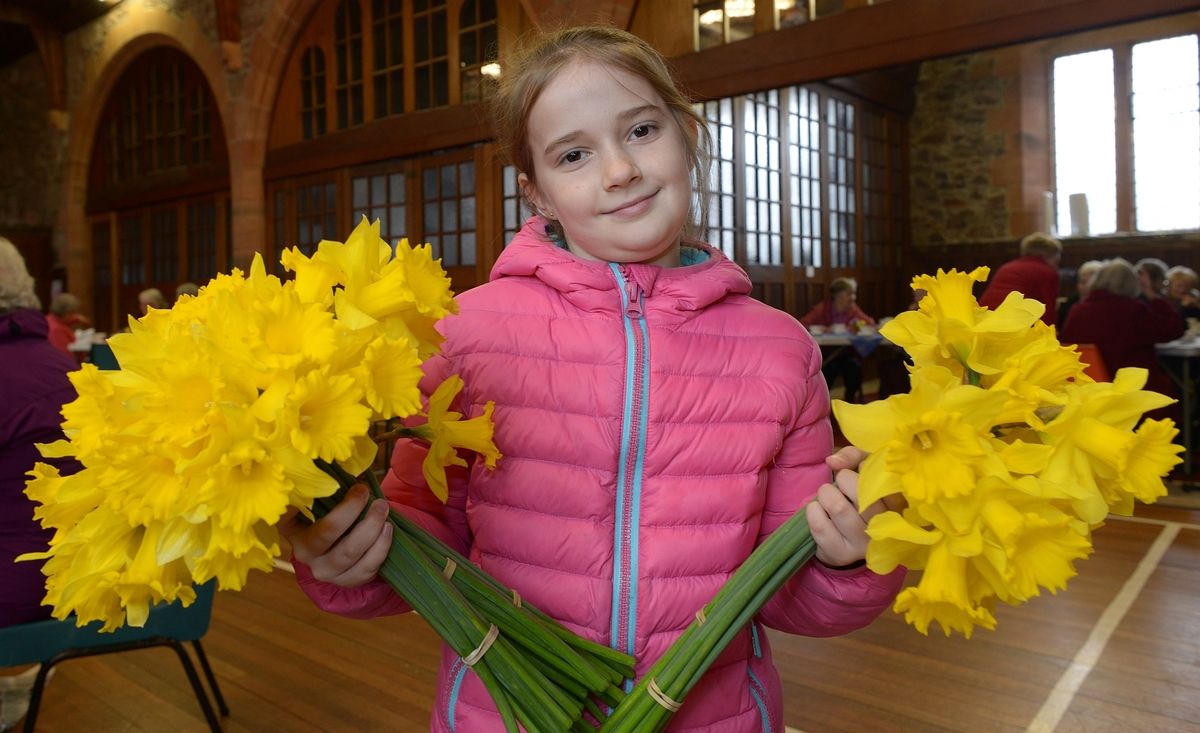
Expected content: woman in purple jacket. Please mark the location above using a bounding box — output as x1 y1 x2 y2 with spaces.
0 238 80 629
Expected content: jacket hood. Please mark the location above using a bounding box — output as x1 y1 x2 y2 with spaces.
491 216 752 317
0 308 49 343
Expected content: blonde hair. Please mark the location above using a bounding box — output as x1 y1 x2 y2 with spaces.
830 277 857 296
490 25 711 241
1167 265 1198 287
1090 258 1141 299
1020 233 1062 259
175 282 199 299
0 237 40 313
138 288 166 309
50 292 80 316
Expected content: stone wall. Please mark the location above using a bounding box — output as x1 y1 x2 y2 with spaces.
908 52 1012 248
0 53 65 234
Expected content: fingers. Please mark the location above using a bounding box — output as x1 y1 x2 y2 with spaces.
290 485 371 563
307 498 391 583
277 506 304 538
330 518 394 588
825 446 868 473
809 481 869 568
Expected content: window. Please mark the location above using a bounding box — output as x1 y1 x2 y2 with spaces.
695 0 755 51
414 0 449 110
861 110 888 269
297 182 338 255
788 86 821 267
164 64 185 168
335 0 365 129
188 201 218 281
123 85 140 179
93 221 112 333
744 90 783 265
351 171 407 245
108 116 121 184
700 98 737 259
421 160 475 266
191 85 212 163
826 97 856 268
1053 34 1200 235
1053 49 1116 235
274 190 287 273
501 165 531 245
813 0 843 19
120 215 145 286
459 0 499 104
777 0 807 27
301 47 328 139
372 0 404 119
151 209 178 282
146 65 163 171
1133 35 1200 232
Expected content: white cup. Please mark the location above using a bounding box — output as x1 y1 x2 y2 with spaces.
808 325 826 335
830 323 848 334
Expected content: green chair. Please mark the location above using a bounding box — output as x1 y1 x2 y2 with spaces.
0 581 228 733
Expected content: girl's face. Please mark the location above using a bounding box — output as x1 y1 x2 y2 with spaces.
519 60 693 267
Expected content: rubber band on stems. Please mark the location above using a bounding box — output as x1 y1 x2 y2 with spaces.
463 624 500 668
647 677 682 712
512 589 522 609
443 558 457 580
695 608 707 625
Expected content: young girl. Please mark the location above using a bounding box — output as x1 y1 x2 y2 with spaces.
280 26 905 733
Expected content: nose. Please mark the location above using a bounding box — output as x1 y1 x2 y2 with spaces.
602 148 640 190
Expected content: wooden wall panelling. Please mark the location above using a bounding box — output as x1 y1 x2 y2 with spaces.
627 0 691 58
670 0 1200 104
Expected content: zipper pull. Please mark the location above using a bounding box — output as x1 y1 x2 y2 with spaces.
619 266 644 319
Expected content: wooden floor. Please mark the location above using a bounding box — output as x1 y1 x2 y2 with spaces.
19 504 1200 733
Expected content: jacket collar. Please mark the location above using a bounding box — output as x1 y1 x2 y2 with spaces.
491 217 752 318
0 308 49 343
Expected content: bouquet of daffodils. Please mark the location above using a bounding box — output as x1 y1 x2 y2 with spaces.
602 267 1182 732
20 219 631 733
833 267 1183 637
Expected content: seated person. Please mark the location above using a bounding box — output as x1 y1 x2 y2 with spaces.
801 277 876 403
1136 258 1169 301
979 232 1061 325
1166 265 1200 321
45 293 83 356
1062 258 1184 421
175 281 200 303
1057 259 1105 327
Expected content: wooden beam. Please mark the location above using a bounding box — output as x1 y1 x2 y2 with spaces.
264 103 492 181
671 0 1200 101
215 0 242 70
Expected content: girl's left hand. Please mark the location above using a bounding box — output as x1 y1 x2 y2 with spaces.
806 446 905 569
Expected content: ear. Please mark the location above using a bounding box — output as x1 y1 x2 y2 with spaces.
517 171 552 219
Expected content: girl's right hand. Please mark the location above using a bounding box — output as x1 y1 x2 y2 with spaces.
278 484 394 588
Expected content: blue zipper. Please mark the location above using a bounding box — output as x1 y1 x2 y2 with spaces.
447 660 468 731
608 263 650 687
748 667 772 733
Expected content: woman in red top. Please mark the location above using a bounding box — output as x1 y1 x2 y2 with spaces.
800 277 876 403
1061 258 1184 421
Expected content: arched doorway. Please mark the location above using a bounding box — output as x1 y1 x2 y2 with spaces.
86 46 230 333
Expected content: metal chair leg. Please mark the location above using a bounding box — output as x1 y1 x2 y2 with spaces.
22 659 58 733
167 640 223 733
191 640 229 716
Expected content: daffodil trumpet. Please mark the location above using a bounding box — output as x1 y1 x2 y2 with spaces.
831 267 1183 638
309 460 632 732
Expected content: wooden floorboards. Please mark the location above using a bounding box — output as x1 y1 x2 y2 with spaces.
20 505 1200 733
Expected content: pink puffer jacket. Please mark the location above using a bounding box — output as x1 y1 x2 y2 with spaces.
295 218 905 732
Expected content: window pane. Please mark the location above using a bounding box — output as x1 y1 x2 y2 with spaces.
353 176 368 208
1054 50 1117 235
1133 35 1200 232
390 172 406 203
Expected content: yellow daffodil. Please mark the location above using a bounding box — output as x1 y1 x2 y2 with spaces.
976 496 1092 601
191 522 279 591
284 368 373 463
833 367 1008 505
281 247 343 305
883 268 1045 378
359 335 425 418
409 376 500 503
892 543 997 638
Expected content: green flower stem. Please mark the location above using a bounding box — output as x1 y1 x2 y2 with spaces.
600 509 817 733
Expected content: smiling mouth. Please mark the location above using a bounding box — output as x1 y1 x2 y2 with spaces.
604 190 658 217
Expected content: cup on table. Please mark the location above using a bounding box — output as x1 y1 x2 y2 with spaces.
808 325 826 335
830 323 848 334
858 326 877 336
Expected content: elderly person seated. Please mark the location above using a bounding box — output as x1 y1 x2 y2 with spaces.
0 238 81 725
1136 258 1169 301
1057 259 1105 327
1166 265 1200 321
1061 258 1184 419
800 277 876 403
138 287 167 316
980 232 1062 325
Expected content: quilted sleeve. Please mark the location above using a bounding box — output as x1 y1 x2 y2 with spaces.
294 348 475 619
754 335 905 637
